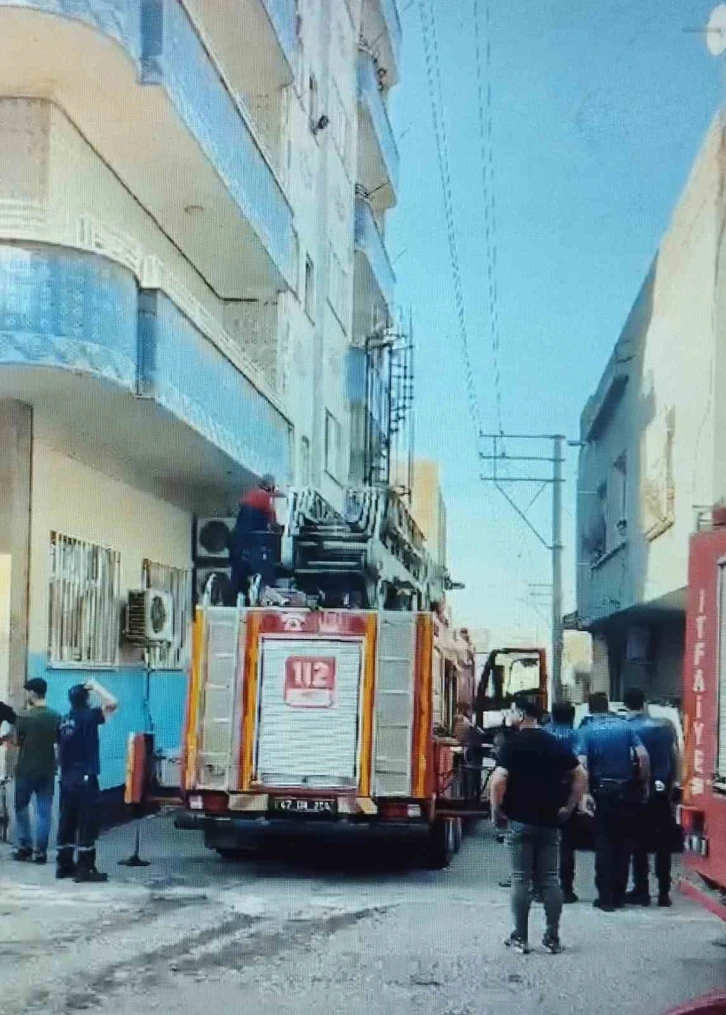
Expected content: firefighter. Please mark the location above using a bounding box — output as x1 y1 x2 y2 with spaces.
229 474 283 603
547 701 582 904
577 692 650 912
622 687 681 908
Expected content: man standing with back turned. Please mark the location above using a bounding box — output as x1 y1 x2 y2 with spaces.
13 678 60 864
578 691 649 912
57 680 117 882
490 695 587 955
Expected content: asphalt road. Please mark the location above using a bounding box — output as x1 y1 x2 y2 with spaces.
2 816 726 1015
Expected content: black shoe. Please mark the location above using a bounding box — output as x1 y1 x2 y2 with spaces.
563 890 579 904
658 894 673 908
56 866 76 880
625 890 651 907
542 932 562 954
33 851 47 865
504 932 530 955
593 899 616 913
13 848 32 863
74 867 108 884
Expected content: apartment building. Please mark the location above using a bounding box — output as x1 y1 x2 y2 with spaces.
576 114 726 704
0 0 402 792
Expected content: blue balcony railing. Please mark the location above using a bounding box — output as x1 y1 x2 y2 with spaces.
379 0 401 71
261 0 298 72
354 197 395 311
357 51 399 198
141 0 294 286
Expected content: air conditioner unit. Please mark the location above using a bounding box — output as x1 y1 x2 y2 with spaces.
195 517 235 561
125 589 173 645
195 566 233 606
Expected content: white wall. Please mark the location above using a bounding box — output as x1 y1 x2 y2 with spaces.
28 440 191 659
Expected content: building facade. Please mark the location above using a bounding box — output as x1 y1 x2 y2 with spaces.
0 0 402 790
576 114 726 705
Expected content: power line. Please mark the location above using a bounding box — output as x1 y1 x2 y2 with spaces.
418 0 482 442
473 0 504 437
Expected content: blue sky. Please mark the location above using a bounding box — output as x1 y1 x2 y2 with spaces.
388 0 723 643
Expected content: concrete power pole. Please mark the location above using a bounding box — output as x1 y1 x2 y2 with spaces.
479 432 567 703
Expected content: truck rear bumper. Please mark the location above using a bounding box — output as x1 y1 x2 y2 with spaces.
173 809 427 839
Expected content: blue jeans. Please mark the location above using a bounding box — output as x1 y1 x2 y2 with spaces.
15 774 55 853
509 821 563 941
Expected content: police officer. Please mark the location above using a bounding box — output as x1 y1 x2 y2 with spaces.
623 688 680 908
547 702 581 903
578 692 650 912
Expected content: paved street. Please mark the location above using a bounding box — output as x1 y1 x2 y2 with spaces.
1 816 725 1015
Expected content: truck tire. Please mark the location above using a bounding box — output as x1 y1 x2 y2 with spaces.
215 848 254 861
453 817 463 853
426 818 455 869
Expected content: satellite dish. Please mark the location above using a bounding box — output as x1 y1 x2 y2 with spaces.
707 4 726 56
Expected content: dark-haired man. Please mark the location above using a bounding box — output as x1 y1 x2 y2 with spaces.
13 678 60 864
623 687 680 908
578 691 649 912
57 680 117 882
490 695 587 955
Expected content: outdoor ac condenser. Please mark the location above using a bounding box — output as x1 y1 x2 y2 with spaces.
125 589 174 645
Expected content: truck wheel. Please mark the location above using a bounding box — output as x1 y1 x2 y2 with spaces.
453 818 463 853
215 848 252 861
426 818 455 869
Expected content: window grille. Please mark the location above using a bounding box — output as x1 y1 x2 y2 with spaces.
142 560 193 670
48 533 120 667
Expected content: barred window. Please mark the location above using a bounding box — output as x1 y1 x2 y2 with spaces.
48 533 120 667
142 560 193 670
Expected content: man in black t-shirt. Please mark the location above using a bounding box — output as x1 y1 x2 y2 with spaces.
490 696 587 955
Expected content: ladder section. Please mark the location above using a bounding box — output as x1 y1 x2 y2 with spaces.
196 608 242 790
373 612 417 796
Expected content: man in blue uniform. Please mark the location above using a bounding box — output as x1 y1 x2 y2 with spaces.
57 680 117 882
578 692 649 912
547 702 581 903
623 688 680 908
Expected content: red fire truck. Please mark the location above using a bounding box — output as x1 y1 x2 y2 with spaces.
678 505 726 918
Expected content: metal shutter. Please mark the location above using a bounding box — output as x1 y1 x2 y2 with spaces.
372 613 416 797
255 638 364 789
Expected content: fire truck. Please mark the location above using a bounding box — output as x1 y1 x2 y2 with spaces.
678 504 726 918
175 486 484 868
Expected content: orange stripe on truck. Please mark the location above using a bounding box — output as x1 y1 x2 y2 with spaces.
183 608 203 791
241 611 262 790
358 613 378 798
413 613 433 799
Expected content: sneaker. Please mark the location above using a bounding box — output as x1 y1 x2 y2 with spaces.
625 890 651 907
74 867 108 884
542 933 562 954
33 851 47 865
562 890 579 904
56 867 76 880
593 899 616 913
504 932 530 955
12 848 32 863
658 894 673 908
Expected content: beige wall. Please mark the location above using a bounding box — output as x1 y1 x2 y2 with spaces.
409 459 447 566
28 441 191 658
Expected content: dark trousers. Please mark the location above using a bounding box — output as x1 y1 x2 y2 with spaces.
630 792 673 897
559 815 577 893
15 774 54 854
594 792 636 906
57 776 100 872
509 822 563 940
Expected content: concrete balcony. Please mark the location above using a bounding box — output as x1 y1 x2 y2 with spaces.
0 0 295 296
185 0 297 97
357 50 399 210
0 243 292 513
353 196 395 342
361 0 401 86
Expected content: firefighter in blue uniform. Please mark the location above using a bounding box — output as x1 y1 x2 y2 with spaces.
547 701 581 903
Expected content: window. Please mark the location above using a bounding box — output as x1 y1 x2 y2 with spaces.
611 452 627 542
300 436 311 485
304 255 315 318
330 79 350 169
327 242 348 326
325 410 344 482
308 72 319 132
48 532 120 666
142 560 193 670
642 406 676 540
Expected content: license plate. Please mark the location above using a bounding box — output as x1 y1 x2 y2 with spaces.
269 797 336 816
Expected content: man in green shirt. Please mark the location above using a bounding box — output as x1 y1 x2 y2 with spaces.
13 678 60 864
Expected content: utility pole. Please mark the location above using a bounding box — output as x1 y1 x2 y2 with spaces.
479 433 567 702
